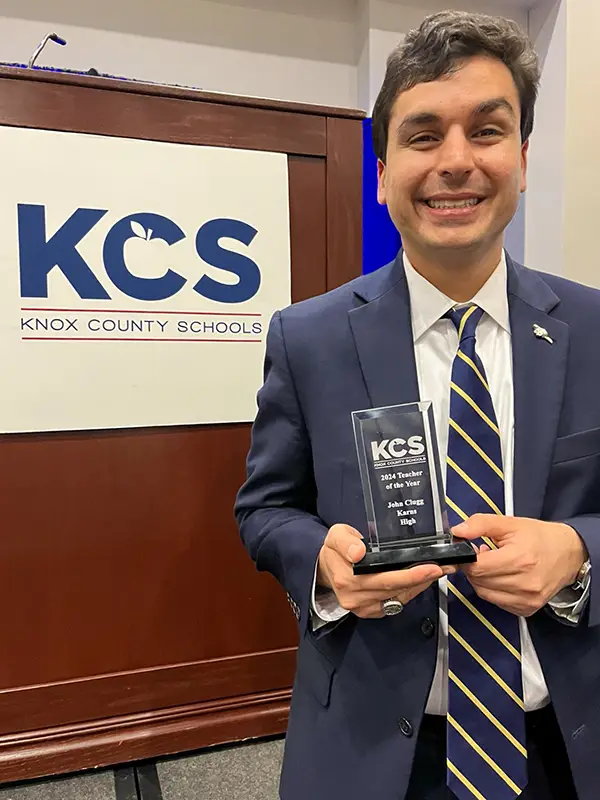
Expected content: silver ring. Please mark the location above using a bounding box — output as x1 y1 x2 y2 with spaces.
382 597 404 616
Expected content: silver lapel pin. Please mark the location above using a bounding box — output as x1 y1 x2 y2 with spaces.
533 323 554 344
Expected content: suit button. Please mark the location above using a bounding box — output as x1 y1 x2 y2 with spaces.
421 617 435 638
398 718 413 737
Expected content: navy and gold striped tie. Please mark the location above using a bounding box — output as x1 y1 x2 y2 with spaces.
445 304 527 800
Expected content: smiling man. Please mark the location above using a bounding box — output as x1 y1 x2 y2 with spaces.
376 51 529 303
236 11 600 800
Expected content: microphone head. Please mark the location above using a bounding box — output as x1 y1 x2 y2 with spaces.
49 33 67 46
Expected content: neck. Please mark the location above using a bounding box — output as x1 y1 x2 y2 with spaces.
403 242 503 302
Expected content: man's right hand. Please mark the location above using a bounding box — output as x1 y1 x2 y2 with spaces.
317 523 454 619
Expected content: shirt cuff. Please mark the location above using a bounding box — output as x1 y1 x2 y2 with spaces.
547 564 591 624
310 560 350 631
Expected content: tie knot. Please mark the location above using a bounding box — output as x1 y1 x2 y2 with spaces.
447 304 484 343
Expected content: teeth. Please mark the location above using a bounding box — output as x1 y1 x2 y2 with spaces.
427 198 480 209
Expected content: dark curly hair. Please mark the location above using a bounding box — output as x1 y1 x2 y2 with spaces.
372 10 541 162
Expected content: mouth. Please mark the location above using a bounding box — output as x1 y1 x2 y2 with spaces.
423 197 483 210
417 196 487 224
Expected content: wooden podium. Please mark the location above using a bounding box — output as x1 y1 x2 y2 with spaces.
0 67 363 784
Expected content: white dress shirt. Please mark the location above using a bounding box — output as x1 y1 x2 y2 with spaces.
313 251 587 715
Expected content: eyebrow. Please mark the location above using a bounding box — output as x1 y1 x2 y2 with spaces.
472 97 517 120
396 97 517 134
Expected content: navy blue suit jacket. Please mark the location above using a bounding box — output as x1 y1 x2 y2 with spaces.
235 254 600 800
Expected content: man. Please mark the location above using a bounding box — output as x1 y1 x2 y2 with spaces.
235 11 600 800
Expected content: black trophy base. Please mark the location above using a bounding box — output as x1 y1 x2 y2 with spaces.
353 540 477 575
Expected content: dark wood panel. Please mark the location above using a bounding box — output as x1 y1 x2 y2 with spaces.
0 66 364 121
0 650 296 735
0 77 327 155
0 690 291 784
326 116 364 290
289 156 327 302
0 425 298 690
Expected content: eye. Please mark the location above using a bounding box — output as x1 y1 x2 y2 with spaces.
474 127 501 138
409 134 439 146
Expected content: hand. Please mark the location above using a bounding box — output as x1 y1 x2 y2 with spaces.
317 523 454 619
453 514 588 617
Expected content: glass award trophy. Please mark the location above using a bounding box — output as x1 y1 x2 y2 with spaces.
352 401 476 575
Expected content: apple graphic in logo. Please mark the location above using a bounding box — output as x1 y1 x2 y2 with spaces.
126 220 177 280
102 212 187 301
131 220 153 241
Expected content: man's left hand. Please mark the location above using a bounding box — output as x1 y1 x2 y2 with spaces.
453 514 588 617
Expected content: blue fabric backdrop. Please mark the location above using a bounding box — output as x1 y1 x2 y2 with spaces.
362 118 401 274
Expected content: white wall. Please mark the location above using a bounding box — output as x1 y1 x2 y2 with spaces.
1 0 531 110
563 0 600 288
524 0 600 286
525 0 566 276
0 0 358 108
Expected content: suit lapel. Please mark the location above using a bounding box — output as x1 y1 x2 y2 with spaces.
348 256 420 409
508 257 569 518
347 254 568 520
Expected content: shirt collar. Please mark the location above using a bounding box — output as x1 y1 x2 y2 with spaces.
403 250 510 342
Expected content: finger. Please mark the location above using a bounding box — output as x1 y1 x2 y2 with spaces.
367 578 438 612
452 513 518 542
348 575 441 618
352 602 387 619
359 563 444 595
353 589 423 619
347 540 367 564
326 524 366 563
402 579 440 604
317 536 363 591
350 577 437 605
462 540 528 579
464 557 541 595
466 584 536 617
466 568 550 602
465 572 519 592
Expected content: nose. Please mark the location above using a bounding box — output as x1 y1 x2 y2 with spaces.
436 126 475 181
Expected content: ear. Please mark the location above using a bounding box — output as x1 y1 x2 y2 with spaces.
520 139 529 193
377 159 387 205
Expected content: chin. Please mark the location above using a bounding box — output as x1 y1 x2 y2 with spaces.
424 233 486 252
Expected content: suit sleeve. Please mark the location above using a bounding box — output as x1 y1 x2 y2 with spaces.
560 515 600 627
235 311 329 633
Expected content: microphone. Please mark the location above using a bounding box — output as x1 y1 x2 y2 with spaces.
28 32 67 68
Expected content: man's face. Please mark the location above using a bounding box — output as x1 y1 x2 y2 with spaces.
377 55 528 260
